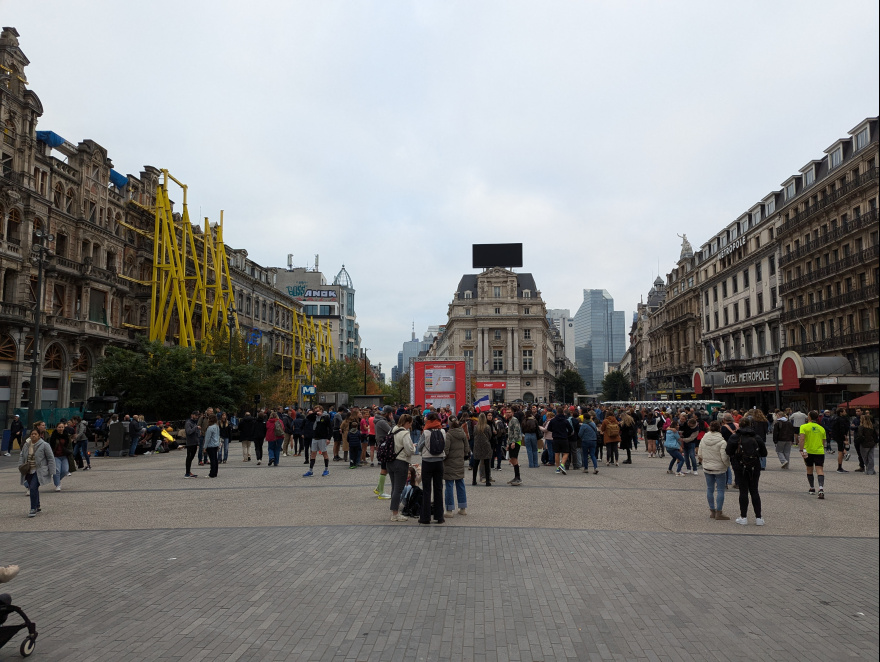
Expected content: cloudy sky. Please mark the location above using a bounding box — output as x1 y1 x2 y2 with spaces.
5 1 879 374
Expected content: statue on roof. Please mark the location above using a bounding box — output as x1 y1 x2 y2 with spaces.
677 233 693 260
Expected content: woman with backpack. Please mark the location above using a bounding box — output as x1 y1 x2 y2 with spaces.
665 421 686 476
417 412 447 525
697 420 731 520
265 411 284 467
472 413 494 486
600 413 622 467
855 414 877 475
388 414 416 522
644 410 661 457
521 411 540 468
726 416 767 525
619 413 638 464
749 409 770 471
443 417 470 518
341 410 362 469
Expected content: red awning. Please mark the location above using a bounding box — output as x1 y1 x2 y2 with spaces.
840 391 879 408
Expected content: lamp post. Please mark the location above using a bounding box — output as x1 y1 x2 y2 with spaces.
28 229 55 425
226 304 236 366
362 347 370 395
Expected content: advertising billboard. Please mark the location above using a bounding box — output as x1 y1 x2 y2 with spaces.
410 361 468 412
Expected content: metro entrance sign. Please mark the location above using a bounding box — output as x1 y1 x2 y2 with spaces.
476 381 507 389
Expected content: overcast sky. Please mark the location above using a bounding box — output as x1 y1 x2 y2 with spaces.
5 0 879 374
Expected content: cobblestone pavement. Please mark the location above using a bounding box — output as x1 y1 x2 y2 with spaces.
1 446 877 661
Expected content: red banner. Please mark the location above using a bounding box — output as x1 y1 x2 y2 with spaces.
476 381 507 389
411 361 468 412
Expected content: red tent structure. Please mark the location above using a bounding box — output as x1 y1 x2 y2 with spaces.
839 392 879 409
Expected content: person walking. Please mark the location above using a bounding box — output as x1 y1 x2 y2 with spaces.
19 429 55 517
830 408 851 473
238 411 254 461
265 411 284 467
772 411 795 469
252 411 266 465
644 410 661 457
665 421 686 476
184 410 200 477
388 415 415 522
547 407 573 474
698 421 731 520
600 412 621 467
855 414 877 475
204 414 220 478
726 416 767 525
679 416 700 475
443 417 470 517
8 413 24 455
304 406 332 477
373 407 394 498
797 410 828 499
472 413 493 486
49 421 72 492
619 412 637 465
521 411 539 468
504 407 524 485
72 416 91 470
578 412 599 474
218 412 232 464
417 412 447 525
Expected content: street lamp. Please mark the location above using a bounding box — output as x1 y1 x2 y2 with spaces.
28 229 55 425
226 304 236 366
362 348 370 395
308 340 316 405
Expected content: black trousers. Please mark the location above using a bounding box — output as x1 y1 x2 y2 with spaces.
472 459 492 485
207 447 219 477
420 461 445 523
734 466 762 518
185 445 198 474
253 439 264 461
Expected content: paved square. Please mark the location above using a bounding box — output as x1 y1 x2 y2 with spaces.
1 446 877 661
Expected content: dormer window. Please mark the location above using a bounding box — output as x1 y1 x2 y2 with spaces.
804 168 815 187
522 289 531 298
855 126 869 151
829 147 842 169
784 181 796 201
464 290 472 299
766 198 775 215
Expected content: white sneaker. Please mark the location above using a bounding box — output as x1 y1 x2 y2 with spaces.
3 452 10 456
378 493 391 500
736 517 748 525
391 514 408 522
675 472 684 476
445 510 456 519
755 517 765 526
692 470 699 476
55 485 61 492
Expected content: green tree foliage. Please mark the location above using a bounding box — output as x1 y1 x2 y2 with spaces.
92 338 278 419
602 369 632 401
554 369 586 404
385 371 410 405
314 357 385 398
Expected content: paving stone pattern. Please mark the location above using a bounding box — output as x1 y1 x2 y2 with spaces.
1 525 877 662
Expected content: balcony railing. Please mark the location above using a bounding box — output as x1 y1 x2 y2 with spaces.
780 208 878 267
780 244 880 294
781 283 879 322
787 329 879 356
778 167 878 238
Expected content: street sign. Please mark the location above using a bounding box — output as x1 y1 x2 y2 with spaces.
301 385 316 395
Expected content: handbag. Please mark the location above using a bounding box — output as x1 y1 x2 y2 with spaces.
19 463 30 476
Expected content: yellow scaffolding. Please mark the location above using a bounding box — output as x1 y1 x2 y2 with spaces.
144 169 333 402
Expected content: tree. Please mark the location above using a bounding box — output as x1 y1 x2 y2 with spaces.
602 369 632 401
554 370 586 404
386 371 410 405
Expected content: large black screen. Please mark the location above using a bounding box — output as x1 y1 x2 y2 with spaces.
472 243 523 268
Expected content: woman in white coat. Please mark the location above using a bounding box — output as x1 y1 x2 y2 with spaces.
697 420 731 521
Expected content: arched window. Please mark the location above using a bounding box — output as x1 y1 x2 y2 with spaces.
0 333 16 361
65 188 75 214
53 182 64 208
71 351 90 373
32 217 43 245
6 208 21 244
43 343 64 370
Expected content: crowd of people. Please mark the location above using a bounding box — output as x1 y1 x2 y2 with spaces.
11 400 877 525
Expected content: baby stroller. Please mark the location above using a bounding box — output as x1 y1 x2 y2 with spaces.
0 592 38 657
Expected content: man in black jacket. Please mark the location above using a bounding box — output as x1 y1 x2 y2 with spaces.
830 409 850 473
726 417 767 526
547 408 573 475
184 411 201 478
238 412 255 461
304 406 332 477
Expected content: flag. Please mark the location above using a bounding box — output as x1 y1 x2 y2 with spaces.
474 395 490 412
709 342 720 364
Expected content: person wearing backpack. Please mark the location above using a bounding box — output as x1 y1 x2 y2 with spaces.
565 407 582 471
619 412 638 464
600 413 622 467
373 406 394 498
855 414 877 475
443 417 470 517
772 411 795 469
644 411 661 458
726 416 767 525
281 407 296 457
578 412 599 474
697 420 731 520
386 414 415 521
417 412 447 524
341 410 362 469
264 411 284 467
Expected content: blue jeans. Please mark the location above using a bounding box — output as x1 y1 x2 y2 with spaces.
221 438 229 462
349 441 361 467
53 456 69 487
684 442 697 471
581 439 598 469
523 433 538 468
667 448 685 473
705 472 726 510
27 472 40 510
75 439 91 466
198 435 205 463
444 479 467 511
129 434 139 457
545 439 554 465
267 440 282 465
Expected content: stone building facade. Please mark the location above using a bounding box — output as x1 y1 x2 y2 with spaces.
428 267 562 404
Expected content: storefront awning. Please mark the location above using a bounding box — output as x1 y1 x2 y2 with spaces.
779 351 852 390
840 391 879 409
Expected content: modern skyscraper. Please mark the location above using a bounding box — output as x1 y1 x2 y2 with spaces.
573 290 626 393
547 309 575 364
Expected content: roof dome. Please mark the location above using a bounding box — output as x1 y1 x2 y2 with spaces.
333 264 353 288
653 276 664 287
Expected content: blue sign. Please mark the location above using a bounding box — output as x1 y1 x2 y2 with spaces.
301 385 316 395
246 328 263 346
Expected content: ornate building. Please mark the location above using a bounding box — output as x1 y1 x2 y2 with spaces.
428 267 562 404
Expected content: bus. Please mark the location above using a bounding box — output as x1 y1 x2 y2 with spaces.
600 400 725 416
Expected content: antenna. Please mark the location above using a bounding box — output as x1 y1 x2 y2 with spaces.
287 254 293 270
314 254 319 272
